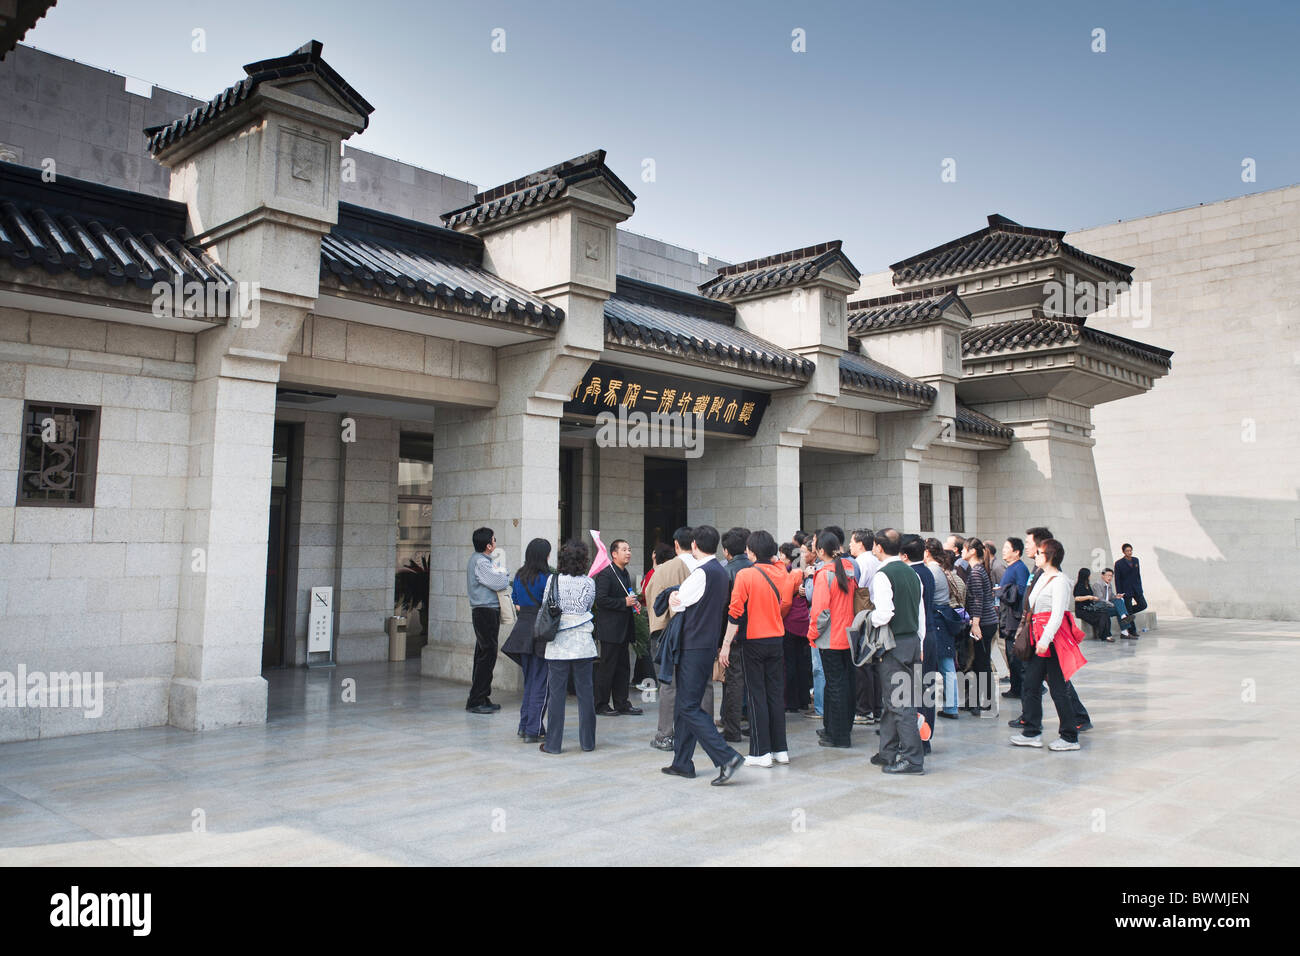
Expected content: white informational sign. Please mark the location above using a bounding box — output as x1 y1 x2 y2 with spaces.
308 586 333 653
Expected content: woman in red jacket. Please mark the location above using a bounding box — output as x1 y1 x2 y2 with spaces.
807 531 858 748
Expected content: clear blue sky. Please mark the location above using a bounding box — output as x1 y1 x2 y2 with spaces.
23 0 1300 272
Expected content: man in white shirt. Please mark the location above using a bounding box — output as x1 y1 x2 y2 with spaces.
849 528 882 724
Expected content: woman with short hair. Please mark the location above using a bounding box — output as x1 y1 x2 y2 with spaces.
540 540 598 755
722 530 796 767
1012 538 1084 751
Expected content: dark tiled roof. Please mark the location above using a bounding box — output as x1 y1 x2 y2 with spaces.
320 203 563 328
442 150 637 230
962 315 1173 369
0 0 57 60
699 241 860 300
847 287 970 335
606 276 813 380
839 350 936 403
0 160 233 291
145 41 374 156
956 405 1014 441
891 214 1133 285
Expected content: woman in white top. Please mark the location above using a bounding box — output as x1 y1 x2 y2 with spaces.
540 540 598 754
1010 538 1081 751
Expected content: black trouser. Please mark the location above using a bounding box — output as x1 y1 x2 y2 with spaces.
1004 633 1023 695
856 660 882 717
782 632 812 711
878 634 923 767
820 647 855 746
919 632 937 737
721 643 746 737
1125 593 1148 621
543 658 595 753
594 640 631 710
468 606 500 708
741 638 786 756
673 647 740 772
853 657 874 717
1077 607 1111 639
1020 645 1078 743
968 627 993 711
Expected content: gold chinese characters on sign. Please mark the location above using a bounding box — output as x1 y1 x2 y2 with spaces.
564 363 767 437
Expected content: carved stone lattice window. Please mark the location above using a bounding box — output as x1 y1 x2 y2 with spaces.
18 403 100 506
919 483 933 533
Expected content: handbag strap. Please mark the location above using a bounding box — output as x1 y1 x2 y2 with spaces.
755 566 783 605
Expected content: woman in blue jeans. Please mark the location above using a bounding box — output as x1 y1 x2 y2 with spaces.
540 540 598 755
501 538 553 742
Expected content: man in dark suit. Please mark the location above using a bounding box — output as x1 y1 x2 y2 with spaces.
664 525 743 786
1114 543 1147 638
592 538 643 716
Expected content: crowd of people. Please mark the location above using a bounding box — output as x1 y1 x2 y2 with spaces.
460 521 1150 783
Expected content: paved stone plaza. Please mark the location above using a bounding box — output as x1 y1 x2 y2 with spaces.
1 616 1297 866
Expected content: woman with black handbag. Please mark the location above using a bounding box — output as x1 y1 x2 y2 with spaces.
501 538 553 743
540 540 598 755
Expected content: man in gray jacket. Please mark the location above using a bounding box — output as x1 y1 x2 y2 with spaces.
466 526 509 714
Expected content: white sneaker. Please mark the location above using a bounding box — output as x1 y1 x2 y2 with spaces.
1010 734 1043 748
772 751 789 764
744 753 773 768
1048 738 1081 752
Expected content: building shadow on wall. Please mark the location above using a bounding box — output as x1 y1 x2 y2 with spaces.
1153 491 1300 621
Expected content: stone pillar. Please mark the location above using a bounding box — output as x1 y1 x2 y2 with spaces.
425 152 634 685
689 262 856 537
152 42 371 727
976 398 1111 568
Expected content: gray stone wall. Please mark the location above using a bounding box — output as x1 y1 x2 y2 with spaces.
0 304 195 740
586 442 646 583
616 230 728 294
0 44 476 220
1072 186 1300 620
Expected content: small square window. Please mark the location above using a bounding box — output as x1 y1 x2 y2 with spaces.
948 485 965 534
18 403 100 507
919 483 933 533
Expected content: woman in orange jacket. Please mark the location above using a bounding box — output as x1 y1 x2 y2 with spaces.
807 531 859 748
721 530 797 767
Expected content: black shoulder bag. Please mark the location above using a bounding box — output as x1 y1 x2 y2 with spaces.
533 575 562 642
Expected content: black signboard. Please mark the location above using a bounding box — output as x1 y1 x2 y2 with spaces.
563 362 770 437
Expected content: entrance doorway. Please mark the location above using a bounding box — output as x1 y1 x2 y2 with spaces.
643 457 687 569
263 422 293 668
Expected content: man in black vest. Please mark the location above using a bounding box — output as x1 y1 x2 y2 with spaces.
592 538 644 716
871 529 926 774
663 525 744 786
902 534 937 755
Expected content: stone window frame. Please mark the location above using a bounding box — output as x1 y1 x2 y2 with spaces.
948 485 965 534
16 401 101 508
919 483 933 533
